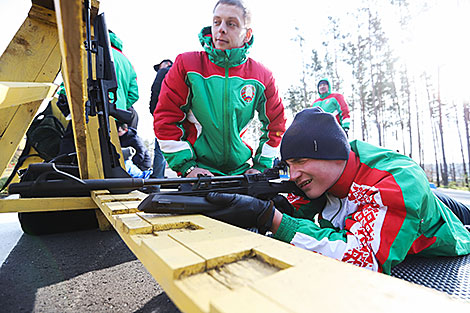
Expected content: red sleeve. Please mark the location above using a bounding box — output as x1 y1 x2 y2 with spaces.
333 93 350 121
153 53 190 140
263 73 286 147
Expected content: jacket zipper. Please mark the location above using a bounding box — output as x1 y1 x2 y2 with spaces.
223 55 230 167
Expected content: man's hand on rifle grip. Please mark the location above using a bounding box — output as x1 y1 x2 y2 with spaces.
205 192 275 234
186 167 214 178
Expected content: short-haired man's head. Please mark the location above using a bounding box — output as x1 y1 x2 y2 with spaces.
280 107 350 162
213 0 252 27
117 121 128 136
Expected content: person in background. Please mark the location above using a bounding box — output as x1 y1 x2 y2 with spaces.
149 59 173 116
121 147 152 179
312 78 350 136
203 107 470 274
117 121 152 172
154 0 286 178
109 30 139 129
149 59 173 186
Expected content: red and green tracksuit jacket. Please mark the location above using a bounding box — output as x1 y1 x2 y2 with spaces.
312 78 350 131
153 27 286 176
274 140 470 274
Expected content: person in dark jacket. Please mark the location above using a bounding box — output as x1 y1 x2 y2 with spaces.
117 121 152 171
149 59 173 183
149 59 173 115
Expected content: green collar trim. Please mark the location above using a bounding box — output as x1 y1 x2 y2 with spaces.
198 26 253 68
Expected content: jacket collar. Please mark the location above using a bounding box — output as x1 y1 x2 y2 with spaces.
198 26 253 68
327 150 359 198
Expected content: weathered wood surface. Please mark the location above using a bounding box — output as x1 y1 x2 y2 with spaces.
0 197 97 213
91 190 470 313
0 82 57 179
54 0 89 178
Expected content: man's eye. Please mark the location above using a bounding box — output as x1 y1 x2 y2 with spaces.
213 20 220 26
228 22 238 27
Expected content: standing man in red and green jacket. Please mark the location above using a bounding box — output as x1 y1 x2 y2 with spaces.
312 78 351 135
204 108 470 274
153 0 286 177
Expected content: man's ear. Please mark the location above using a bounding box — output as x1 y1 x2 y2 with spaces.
244 28 253 44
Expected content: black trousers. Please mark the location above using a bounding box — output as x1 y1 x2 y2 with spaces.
432 189 470 225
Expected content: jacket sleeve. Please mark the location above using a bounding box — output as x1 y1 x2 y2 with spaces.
274 206 384 272
153 54 196 175
274 185 416 274
253 73 286 171
334 94 350 130
126 66 139 109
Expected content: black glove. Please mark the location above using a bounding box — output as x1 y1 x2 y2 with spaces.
271 195 295 216
205 192 274 234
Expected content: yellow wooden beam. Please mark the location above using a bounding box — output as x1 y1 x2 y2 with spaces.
54 0 89 179
0 82 57 108
0 82 57 179
0 197 97 213
0 4 61 82
0 1 62 185
0 101 42 179
89 191 470 313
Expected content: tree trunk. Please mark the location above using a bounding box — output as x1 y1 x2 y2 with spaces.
437 68 448 186
464 103 470 188
414 83 424 168
455 103 468 187
424 74 440 186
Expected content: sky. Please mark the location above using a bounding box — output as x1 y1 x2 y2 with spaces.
1 0 469 163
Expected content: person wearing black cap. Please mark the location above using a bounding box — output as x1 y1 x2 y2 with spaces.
149 59 173 116
204 107 470 274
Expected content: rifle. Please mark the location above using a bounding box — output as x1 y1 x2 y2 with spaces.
84 0 131 178
9 163 307 213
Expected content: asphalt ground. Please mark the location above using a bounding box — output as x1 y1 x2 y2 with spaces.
0 224 181 313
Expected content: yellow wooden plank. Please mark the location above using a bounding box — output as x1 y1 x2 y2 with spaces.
210 286 292 313
0 4 61 83
173 272 232 313
54 0 89 179
115 213 153 235
246 261 469 312
0 82 57 178
0 197 97 213
0 101 42 179
0 82 57 108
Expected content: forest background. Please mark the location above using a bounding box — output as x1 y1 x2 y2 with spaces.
1 0 469 188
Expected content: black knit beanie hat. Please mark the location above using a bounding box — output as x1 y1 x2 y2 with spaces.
281 107 350 161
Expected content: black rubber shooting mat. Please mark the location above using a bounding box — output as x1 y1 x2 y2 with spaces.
391 254 470 301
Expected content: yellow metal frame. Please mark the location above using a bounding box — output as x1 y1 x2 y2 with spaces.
0 1 469 312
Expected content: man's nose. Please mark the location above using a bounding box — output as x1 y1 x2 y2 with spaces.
218 21 227 33
288 167 299 181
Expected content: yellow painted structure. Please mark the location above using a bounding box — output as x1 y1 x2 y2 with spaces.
0 82 58 179
0 1 469 312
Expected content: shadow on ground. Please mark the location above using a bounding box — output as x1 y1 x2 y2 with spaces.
0 228 181 312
